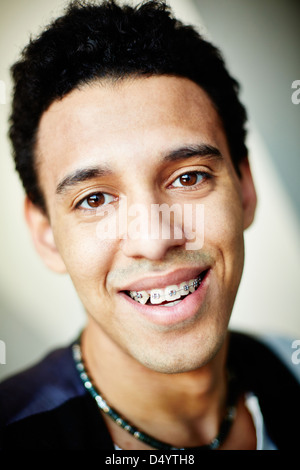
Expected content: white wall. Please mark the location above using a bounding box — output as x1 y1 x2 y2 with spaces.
0 0 299 380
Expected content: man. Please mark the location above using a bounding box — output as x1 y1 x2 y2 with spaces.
0 0 299 450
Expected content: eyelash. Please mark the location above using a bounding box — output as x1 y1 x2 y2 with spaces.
169 171 211 189
75 192 117 212
75 171 211 212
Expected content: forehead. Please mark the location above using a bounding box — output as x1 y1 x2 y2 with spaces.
36 76 227 188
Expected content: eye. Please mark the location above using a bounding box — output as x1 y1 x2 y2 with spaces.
171 171 209 188
76 192 115 210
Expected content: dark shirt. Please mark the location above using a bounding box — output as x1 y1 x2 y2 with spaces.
0 332 299 449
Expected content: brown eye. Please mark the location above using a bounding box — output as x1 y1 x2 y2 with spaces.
179 173 198 186
172 171 206 188
77 192 115 210
86 193 105 208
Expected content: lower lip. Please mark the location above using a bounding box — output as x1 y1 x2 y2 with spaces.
118 270 210 327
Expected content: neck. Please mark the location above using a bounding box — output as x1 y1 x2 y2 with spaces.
81 321 229 448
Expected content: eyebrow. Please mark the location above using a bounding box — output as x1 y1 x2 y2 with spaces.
55 143 222 195
163 143 222 162
56 166 113 195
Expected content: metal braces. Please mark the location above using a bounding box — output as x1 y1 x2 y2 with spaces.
133 277 201 301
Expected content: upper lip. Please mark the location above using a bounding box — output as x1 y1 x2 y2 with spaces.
118 266 210 293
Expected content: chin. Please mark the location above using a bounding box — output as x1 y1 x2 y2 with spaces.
131 328 228 375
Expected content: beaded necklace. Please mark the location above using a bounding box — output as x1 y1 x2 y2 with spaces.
72 341 238 450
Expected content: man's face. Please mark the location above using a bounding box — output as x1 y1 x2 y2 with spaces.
33 76 255 373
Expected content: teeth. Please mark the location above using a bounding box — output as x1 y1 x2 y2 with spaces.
165 285 181 302
160 300 181 308
130 275 203 305
129 290 149 305
150 289 165 305
179 281 190 296
188 279 198 293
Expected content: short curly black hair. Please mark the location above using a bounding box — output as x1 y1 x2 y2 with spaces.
9 0 247 212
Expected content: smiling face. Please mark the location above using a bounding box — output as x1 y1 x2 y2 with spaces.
27 76 256 373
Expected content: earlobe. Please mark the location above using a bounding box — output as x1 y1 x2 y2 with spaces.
24 197 67 273
239 158 257 230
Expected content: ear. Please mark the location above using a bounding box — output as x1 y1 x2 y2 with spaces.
238 158 257 230
24 197 67 273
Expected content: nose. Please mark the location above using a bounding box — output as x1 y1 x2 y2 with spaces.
120 199 187 261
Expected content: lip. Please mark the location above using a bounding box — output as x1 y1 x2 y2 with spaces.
118 268 210 327
117 266 209 293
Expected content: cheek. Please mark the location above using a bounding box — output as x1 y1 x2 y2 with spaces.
204 188 245 278
53 220 116 299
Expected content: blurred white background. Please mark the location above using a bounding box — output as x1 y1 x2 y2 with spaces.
0 0 299 380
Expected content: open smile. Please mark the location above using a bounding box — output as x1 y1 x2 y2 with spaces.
118 269 210 326
126 270 208 306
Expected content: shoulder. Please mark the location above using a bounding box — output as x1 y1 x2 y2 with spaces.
258 334 300 383
0 343 114 450
1 393 114 449
229 330 300 383
0 343 85 427
228 330 300 449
